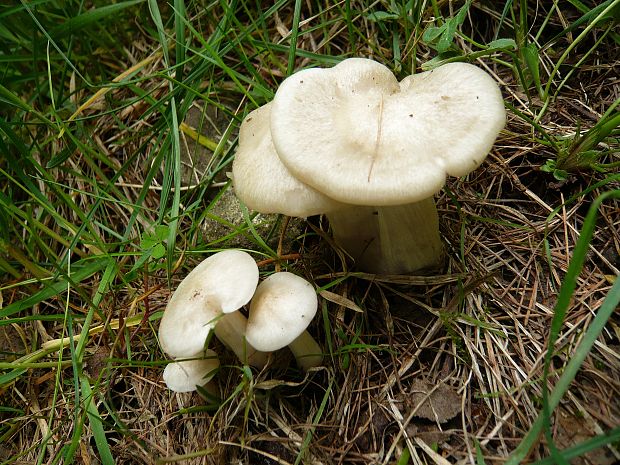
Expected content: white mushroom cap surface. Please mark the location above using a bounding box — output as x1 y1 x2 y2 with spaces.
232 103 342 217
270 58 506 206
158 250 259 358
163 350 219 393
245 272 318 352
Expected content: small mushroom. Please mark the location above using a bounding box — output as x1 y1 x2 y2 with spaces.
213 311 269 368
245 272 323 371
158 250 260 359
163 350 219 393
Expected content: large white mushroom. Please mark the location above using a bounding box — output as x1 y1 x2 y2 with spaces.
233 58 505 274
158 250 265 366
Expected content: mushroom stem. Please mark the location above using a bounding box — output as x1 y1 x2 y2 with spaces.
326 196 444 274
288 331 323 371
199 379 221 402
213 312 269 368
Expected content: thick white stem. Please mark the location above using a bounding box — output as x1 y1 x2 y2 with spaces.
288 331 323 371
326 197 444 274
213 312 269 368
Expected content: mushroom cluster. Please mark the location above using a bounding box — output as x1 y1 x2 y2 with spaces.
232 58 505 274
158 250 322 392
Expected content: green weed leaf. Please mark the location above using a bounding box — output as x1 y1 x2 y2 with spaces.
486 38 517 50
366 11 400 22
420 51 462 70
522 43 542 96
423 0 472 53
140 224 169 259
423 25 446 43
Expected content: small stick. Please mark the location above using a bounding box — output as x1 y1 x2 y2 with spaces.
256 253 302 268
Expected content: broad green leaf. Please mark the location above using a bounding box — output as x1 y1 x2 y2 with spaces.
455 0 473 25
151 243 166 259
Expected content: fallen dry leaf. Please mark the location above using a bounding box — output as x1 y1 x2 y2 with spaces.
407 380 462 423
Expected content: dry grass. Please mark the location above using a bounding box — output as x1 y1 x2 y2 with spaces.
1 1 619 464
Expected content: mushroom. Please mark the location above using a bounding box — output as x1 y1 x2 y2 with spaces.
163 350 219 393
245 272 323 371
233 58 505 274
213 311 269 368
158 250 265 365
231 102 342 218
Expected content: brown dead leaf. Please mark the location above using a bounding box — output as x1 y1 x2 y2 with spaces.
406 424 451 445
353 405 392 452
556 412 618 465
0 325 25 358
84 346 109 381
407 380 462 423
319 289 363 313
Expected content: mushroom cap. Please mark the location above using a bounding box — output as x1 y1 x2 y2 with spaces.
163 350 219 393
245 272 318 352
232 103 341 217
158 250 259 358
270 58 506 206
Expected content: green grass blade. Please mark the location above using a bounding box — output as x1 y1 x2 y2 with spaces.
0 368 27 386
17 0 92 86
0 258 107 319
81 375 115 465
48 0 146 39
542 0 617 47
475 439 487 464
146 0 183 277
75 259 118 360
293 379 333 465
287 0 303 76
539 0 620 113
173 0 186 83
506 190 620 464
0 85 52 122
530 427 620 465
